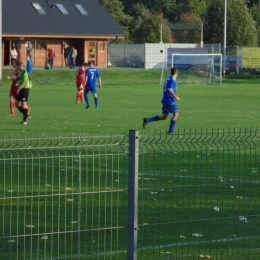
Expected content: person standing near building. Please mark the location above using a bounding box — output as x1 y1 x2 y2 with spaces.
64 44 70 67
6 61 19 116
143 67 180 134
48 47 56 69
15 62 31 124
70 46 77 69
26 56 33 88
75 63 88 103
84 61 102 109
10 46 18 67
26 43 33 60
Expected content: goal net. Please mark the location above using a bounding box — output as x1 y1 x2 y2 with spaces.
160 53 222 86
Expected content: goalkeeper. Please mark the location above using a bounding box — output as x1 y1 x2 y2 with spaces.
143 67 180 134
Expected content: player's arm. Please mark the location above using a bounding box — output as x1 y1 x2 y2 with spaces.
84 75 88 86
81 73 85 81
167 88 180 101
17 80 27 93
6 75 17 80
98 77 102 89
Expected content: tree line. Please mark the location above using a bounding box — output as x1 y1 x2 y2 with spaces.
99 0 260 46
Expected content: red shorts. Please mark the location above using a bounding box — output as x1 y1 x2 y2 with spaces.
9 86 19 97
77 81 84 91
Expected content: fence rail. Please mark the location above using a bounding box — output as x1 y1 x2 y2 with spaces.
0 129 259 259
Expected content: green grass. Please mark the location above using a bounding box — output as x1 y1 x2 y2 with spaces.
0 68 260 259
0 68 260 136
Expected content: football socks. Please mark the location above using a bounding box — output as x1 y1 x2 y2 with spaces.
94 97 98 109
10 101 15 114
84 94 90 106
146 115 160 123
168 120 176 133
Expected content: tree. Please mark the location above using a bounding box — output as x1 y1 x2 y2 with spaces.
121 0 179 22
130 10 173 43
250 4 260 44
204 0 258 46
173 12 202 43
227 0 258 46
248 0 259 8
188 0 207 19
99 0 132 42
204 0 225 44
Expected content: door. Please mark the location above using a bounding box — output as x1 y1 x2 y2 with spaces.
97 42 107 67
4 40 10 65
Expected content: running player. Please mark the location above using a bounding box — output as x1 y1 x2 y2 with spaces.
15 62 31 124
75 63 88 103
143 67 180 134
6 61 19 116
84 61 102 109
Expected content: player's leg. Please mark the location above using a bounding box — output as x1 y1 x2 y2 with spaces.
20 101 29 123
9 89 16 115
143 113 168 129
19 89 30 123
15 99 25 119
25 105 31 119
80 90 84 102
143 104 171 129
84 88 90 108
75 86 80 103
167 104 179 134
93 93 98 109
76 85 84 103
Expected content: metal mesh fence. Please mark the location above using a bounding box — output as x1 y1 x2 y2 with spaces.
108 44 144 68
0 129 259 259
0 133 129 260
137 128 260 259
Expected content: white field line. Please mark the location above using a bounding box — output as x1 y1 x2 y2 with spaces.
0 160 256 183
27 235 259 260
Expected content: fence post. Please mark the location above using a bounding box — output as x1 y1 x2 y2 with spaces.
127 130 139 260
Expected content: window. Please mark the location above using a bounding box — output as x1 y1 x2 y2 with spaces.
32 3 46 14
74 4 88 15
36 41 46 50
99 43 106 51
56 4 69 15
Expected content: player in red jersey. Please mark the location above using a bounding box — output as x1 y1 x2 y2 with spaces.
6 61 19 116
75 63 88 103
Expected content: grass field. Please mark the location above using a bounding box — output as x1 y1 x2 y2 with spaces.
0 68 260 136
0 68 260 260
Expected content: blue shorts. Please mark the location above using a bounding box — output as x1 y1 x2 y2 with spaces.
162 103 178 114
85 88 97 95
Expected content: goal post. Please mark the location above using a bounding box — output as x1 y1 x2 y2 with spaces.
160 53 222 85
171 53 222 85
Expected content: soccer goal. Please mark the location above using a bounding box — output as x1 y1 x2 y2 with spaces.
160 53 222 86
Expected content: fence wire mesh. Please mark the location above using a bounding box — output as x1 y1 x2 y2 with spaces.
108 44 144 68
0 133 129 260
0 128 259 260
137 128 260 260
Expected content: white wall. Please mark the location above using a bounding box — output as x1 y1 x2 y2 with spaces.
144 43 198 69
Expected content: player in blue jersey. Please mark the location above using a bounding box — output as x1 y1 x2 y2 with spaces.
143 67 180 134
84 61 102 109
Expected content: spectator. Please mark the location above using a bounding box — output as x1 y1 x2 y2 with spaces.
70 46 77 69
10 46 18 67
48 47 56 69
26 56 33 88
26 43 33 60
64 44 70 67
